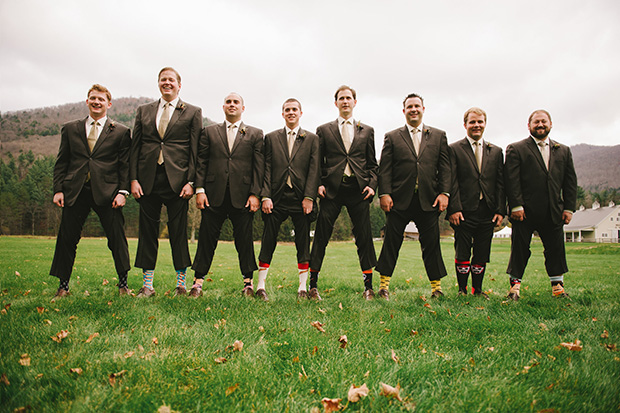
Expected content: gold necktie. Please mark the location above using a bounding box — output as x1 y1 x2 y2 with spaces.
342 120 353 176
227 124 237 151
287 131 295 188
87 121 100 152
538 141 549 170
158 103 171 164
412 128 420 155
475 141 483 172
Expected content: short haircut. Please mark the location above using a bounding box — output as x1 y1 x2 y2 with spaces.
334 85 356 101
282 98 302 111
158 67 181 83
225 92 244 105
463 107 487 123
528 109 552 124
87 84 111 102
403 93 424 108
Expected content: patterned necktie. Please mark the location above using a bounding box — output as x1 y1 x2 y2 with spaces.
87 120 100 152
227 124 237 151
538 140 549 170
342 120 353 176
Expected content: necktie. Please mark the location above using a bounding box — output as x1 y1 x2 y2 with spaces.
87 121 100 152
158 102 171 164
538 141 549 170
286 131 295 188
474 141 483 172
342 120 353 176
412 128 420 155
227 124 237 151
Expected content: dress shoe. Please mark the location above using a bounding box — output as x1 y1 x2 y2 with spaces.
473 291 490 300
430 290 444 299
378 288 390 300
174 286 187 296
507 284 520 301
188 286 203 298
457 290 468 296
297 290 308 300
136 286 156 298
256 289 269 301
308 288 322 301
363 289 375 300
242 286 255 297
118 287 131 296
51 288 70 301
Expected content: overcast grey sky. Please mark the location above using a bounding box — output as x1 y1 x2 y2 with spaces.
1 0 619 151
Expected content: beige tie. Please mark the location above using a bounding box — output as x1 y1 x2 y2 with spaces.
474 141 483 172
342 120 353 176
157 102 171 164
286 131 295 188
538 140 549 170
412 128 420 155
87 121 100 152
227 124 237 151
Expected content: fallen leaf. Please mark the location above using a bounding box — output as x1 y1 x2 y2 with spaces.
214 357 227 364
35 374 43 379
339 303 343 310
107 301 113 306
24 290 31 296
547 354 556 361
152 337 159 346
226 383 239 396
318 308 327 314
138 344 145 352
604 343 618 352
592 317 598 322
84 290 90 297
102 279 109 286
601 330 609 339
410 330 418 336
292 356 300 363
321 397 342 412
364 370 370 377
233 340 244 352
539 323 548 331
379 382 403 401
486 347 495 352
68 315 78 321
259 326 265 333
391 349 400 364
124 351 134 359
469 358 475 366
157 406 172 413
70 368 83 375
559 339 583 351
1 373 10 385
311 321 325 333
15 271 20 276
423 303 431 308
0 309 5 315
44 319 52 325
312 346 318 355
85 332 100 343
348 383 369 402
384 328 391 333
36 307 45 314
534 350 543 358
338 335 348 349
405 277 412 284
108 370 126 386
51 330 69 343
419 295 427 302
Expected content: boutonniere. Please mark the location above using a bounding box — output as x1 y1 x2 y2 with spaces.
552 143 560 150
176 103 186 111
486 142 492 149
239 127 247 135
298 131 306 140
109 122 116 130
424 128 430 134
356 120 362 129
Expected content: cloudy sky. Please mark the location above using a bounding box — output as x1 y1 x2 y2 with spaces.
1 0 619 152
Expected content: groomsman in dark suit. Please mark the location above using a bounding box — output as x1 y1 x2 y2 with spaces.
189 93 264 298
447 107 505 298
50 84 131 299
130 67 202 297
504 110 577 300
257 98 320 301
309 85 378 300
375 93 451 299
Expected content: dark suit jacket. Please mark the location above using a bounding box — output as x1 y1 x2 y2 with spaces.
129 99 201 195
504 137 577 225
261 128 320 202
53 117 131 207
447 138 505 216
196 122 264 209
378 125 451 212
316 120 378 199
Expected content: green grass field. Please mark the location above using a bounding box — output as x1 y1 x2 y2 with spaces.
1 236 619 412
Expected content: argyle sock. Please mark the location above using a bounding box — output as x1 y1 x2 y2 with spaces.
455 260 470 293
298 262 309 292
430 279 442 293
550 275 565 295
142 270 154 289
176 268 187 288
257 261 269 291
118 272 128 289
243 272 254 289
59 278 69 291
471 264 486 294
363 269 373 291
380 275 391 291
309 270 319 290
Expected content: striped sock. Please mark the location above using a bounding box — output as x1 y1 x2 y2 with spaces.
510 277 522 287
430 279 442 293
380 275 391 290
363 269 373 291
257 261 269 291
243 272 253 289
298 263 309 292
176 268 187 288
143 270 154 289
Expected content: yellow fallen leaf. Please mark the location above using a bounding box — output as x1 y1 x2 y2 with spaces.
318 308 327 314
559 339 583 351
157 406 172 413
85 332 100 343
379 382 402 401
233 340 243 352
51 330 69 343
70 368 83 375
124 351 134 359
601 330 609 339
311 321 325 333
226 383 239 396
321 397 342 412
534 350 543 358
44 319 52 325
348 383 369 402
338 335 348 349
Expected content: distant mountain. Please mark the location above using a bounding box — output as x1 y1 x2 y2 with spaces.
571 144 620 189
0 97 215 158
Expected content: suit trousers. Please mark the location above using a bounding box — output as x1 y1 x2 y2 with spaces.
192 188 258 276
259 187 316 265
310 177 377 272
451 200 495 264
134 164 191 271
50 183 130 281
376 192 447 281
507 214 568 278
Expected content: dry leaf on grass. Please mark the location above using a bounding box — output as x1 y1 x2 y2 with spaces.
70 368 83 375
157 406 173 413
318 308 327 314
410 330 418 336
226 383 239 396
85 332 100 343
214 357 227 364
604 343 618 352
84 290 90 297
36 307 45 314
109 370 127 386
44 319 52 325
124 351 134 359
1 373 10 385
102 279 109 286
347 383 369 402
558 339 583 351
391 349 400 364
534 350 543 358
338 335 348 349
601 330 609 339
233 340 244 352
51 330 69 343
152 337 159 346
321 397 342 412
311 321 325 333
380 382 403 401
339 302 343 310
138 344 145 352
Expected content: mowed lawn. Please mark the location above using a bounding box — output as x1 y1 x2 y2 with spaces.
0 236 619 412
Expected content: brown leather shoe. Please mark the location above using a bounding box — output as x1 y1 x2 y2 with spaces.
430 290 444 299
188 286 203 298
174 286 187 296
256 289 269 301
457 290 468 296
297 290 308 300
378 288 390 301
363 289 375 300
473 291 490 300
118 287 131 296
507 284 520 301
308 288 322 301
51 288 70 302
242 286 255 297
136 286 156 298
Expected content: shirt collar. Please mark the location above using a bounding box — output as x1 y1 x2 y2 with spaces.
160 97 180 109
466 136 484 147
286 126 300 135
226 120 242 129
338 116 355 126
408 123 424 134
88 116 107 126
531 135 549 146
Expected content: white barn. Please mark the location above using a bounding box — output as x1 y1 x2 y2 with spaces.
564 202 620 243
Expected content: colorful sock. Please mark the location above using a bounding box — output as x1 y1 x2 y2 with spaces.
59 279 69 291
471 264 486 294
118 272 128 289
243 272 253 289
455 260 470 293
192 277 205 290
363 269 373 291
430 279 442 293
142 269 154 289
550 275 565 295
176 268 187 288
309 270 319 290
510 277 522 288
380 275 391 290
257 261 270 291
298 262 309 292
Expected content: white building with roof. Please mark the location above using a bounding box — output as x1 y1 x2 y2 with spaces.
564 201 620 243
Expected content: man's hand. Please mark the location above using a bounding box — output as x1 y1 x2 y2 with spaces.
246 195 260 212
131 181 143 199
562 211 573 225
511 210 526 221
317 185 326 198
362 186 375 200
302 198 313 215
262 198 273 214
380 195 393 212
492 214 503 227
196 193 209 209
53 192 64 207
449 212 464 226
433 194 449 212
112 193 126 209
179 183 194 199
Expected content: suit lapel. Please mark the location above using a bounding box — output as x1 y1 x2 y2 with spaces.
526 137 548 173
217 122 229 153
91 119 112 154
400 126 416 158
461 138 479 173
277 128 290 159
79 117 90 153
330 120 346 152
164 99 184 139
418 126 430 158
291 128 305 160
231 122 245 154
548 139 557 171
